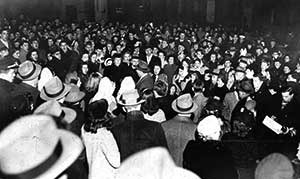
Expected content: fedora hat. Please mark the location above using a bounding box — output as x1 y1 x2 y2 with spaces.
117 89 145 106
17 61 42 81
172 94 198 114
64 84 85 103
40 76 71 101
0 115 83 179
136 60 150 73
116 147 200 179
34 100 76 124
0 56 18 70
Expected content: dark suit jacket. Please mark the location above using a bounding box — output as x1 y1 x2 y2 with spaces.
14 82 40 108
183 140 238 179
135 74 154 95
0 79 17 130
111 110 168 161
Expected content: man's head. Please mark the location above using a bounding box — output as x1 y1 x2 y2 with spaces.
113 54 122 67
60 41 68 53
20 40 29 52
281 86 294 104
253 73 265 92
0 29 9 41
0 57 18 82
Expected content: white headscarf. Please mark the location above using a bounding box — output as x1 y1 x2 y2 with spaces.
197 115 223 141
117 76 136 98
91 77 116 113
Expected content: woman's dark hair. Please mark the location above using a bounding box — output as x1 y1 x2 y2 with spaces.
201 98 224 118
141 89 160 116
84 99 112 133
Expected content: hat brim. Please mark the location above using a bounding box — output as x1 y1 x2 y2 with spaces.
117 98 145 106
36 130 83 179
16 64 42 81
136 67 150 73
64 92 86 103
40 84 71 101
62 107 77 124
171 100 198 114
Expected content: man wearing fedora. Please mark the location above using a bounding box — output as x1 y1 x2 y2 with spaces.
111 89 168 161
161 93 198 167
0 114 88 179
14 61 42 108
0 56 19 130
135 60 154 95
39 76 71 105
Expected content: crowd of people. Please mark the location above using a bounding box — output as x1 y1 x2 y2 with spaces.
1 14 300 178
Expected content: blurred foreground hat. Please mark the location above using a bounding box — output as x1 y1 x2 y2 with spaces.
116 147 200 179
0 115 83 179
255 153 294 179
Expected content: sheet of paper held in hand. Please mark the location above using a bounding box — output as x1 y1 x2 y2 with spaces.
262 116 282 134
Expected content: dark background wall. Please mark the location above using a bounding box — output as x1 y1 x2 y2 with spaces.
1 0 300 28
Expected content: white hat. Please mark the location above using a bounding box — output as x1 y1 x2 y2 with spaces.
197 115 223 141
116 147 200 179
0 115 83 179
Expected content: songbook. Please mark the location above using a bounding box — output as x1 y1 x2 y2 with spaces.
262 116 282 134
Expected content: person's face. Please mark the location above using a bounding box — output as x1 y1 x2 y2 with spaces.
32 41 39 49
182 61 189 70
179 33 185 40
210 54 216 62
194 60 201 68
282 91 293 103
53 51 61 60
224 60 231 68
114 57 121 66
31 51 38 61
1 30 9 41
211 74 218 84
81 54 89 62
217 77 224 87
145 48 152 56
283 66 291 74
261 62 269 71
272 52 279 59
274 61 281 69
158 52 165 60
60 42 68 53
48 39 54 46
131 58 139 68
256 49 263 56
170 86 176 95
284 56 290 63
12 50 20 59
238 91 248 99
153 65 161 75
178 45 185 52
123 53 131 63
81 64 89 74
90 54 97 63
253 77 262 92
235 71 245 81
22 43 29 51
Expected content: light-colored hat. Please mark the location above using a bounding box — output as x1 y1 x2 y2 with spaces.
34 100 76 124
0 115 83 179
40 76 71 101
116 147 200 179
117 89 145 106
197 115 223 141
172 94 198 114
17 61 42 81
64 84 85 103
255 153 294 179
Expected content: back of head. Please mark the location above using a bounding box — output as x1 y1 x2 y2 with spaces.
154 80 168 97
255 153 294 179
141 89 159 115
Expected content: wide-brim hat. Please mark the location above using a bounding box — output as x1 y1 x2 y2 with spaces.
0 115 83 179
0 56 18 70
117 89 145 106
172 93 198 114
64 84 85 103
17 61 42 81
40 76 71 101
116 147 200 179
34 100 76 124
136 60 150 73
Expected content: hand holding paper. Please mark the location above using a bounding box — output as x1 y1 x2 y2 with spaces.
262 116 283 134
